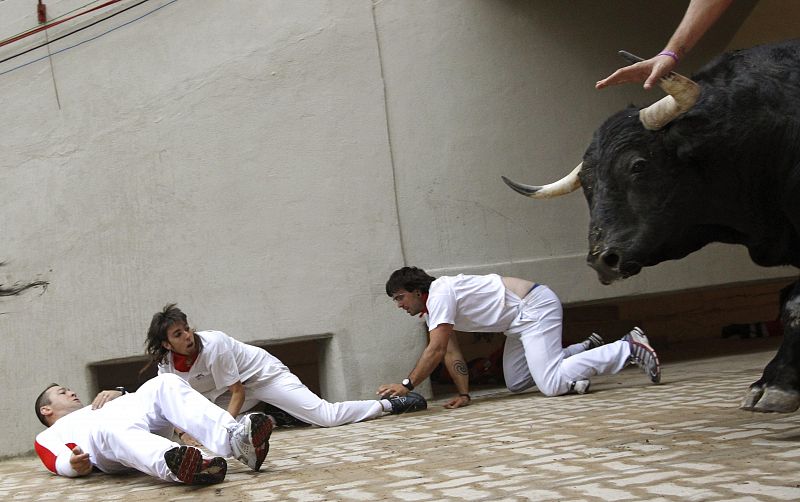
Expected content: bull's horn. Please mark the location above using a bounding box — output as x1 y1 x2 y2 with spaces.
501 163 582 199
639 72 700 130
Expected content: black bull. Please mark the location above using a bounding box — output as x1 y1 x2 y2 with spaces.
503 39 800 413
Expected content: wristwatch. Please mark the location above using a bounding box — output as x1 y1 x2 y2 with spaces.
401 378 414 391
115 386 128 395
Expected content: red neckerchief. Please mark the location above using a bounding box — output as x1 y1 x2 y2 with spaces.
173 352 193 372
419 292 429 318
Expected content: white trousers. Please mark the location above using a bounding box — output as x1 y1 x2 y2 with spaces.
90 374 237 482
240 371 383 427
503 285 631 396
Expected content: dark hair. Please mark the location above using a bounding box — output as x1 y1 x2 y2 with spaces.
385 266 436 296
35 383 59 427
141 303 203 375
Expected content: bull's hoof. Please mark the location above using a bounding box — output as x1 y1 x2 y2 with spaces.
740 386 800 413
740 386 764 410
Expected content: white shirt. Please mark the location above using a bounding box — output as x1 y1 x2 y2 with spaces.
158 330 285 408
424 274 520 333
35 396 138 476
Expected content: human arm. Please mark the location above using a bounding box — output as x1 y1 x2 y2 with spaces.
205 331 246 417
34 434 92 477
377 323 453 398
442 333 471 409
226 381 246 418
596 0 732 90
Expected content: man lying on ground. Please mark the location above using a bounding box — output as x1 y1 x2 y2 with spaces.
34 373 272 485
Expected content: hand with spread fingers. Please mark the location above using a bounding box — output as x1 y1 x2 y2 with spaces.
596 0 732 90
91 389 123 410
596 55 677 90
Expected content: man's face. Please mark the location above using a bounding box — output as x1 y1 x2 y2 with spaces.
42 386 83 421
162 321 197 356
391 289 426 316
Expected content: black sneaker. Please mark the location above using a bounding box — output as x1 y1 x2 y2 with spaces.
165 445 227 485
261 402 311 427
584 333 604 350
388 392 427 414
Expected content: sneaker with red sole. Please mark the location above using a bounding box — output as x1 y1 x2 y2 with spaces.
164 445 227 485
230 412 273 471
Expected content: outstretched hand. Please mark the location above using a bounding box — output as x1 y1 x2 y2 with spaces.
595 54 677 90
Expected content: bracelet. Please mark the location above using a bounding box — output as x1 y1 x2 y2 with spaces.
657 50 679 63
115 386 127 395
459 393 471 401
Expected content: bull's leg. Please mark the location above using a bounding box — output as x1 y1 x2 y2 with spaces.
741 280 800 412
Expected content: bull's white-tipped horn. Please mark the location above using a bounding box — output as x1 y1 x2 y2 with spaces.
639 72 700 130
501 163 582 199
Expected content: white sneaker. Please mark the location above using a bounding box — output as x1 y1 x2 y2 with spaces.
622 326 650 346
623 327 661 384
229 412 273 471
571 380 591 394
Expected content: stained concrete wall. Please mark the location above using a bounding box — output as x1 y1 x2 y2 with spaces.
0 0 795 456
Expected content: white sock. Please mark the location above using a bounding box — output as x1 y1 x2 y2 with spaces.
380 399 392 412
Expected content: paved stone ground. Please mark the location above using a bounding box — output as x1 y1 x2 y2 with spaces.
3 349 800 501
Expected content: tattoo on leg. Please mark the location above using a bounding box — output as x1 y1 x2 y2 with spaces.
453 360 468 376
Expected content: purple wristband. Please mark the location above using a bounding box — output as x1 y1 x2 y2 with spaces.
658 50 679 63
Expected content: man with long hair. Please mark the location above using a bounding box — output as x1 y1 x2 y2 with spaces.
145 304 426 439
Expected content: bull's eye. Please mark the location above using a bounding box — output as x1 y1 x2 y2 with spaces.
630 159 647 180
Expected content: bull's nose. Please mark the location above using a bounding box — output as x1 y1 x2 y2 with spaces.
587 248 624 284
599 249 620 269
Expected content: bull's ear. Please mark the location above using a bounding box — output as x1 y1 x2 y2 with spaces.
661 116 707 164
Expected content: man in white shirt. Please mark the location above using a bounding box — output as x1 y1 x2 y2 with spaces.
34 374 272 485
146 304 427 435
378 267 660 404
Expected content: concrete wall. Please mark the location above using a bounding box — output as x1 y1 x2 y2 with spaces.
1 0 796 456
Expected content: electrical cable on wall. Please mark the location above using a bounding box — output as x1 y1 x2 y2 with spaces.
0 0 126 49
0 0 176 77
2 0 108 45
